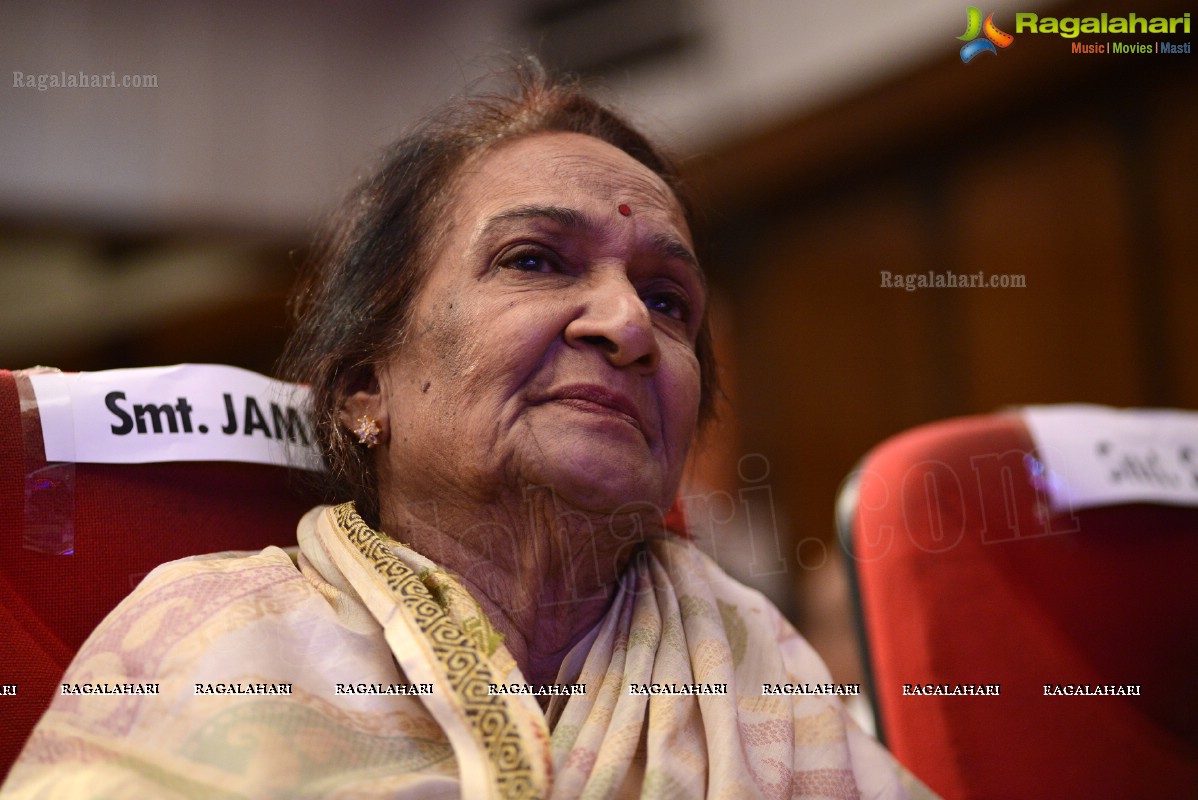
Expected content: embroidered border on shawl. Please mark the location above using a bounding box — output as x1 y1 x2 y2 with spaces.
332 503 537 799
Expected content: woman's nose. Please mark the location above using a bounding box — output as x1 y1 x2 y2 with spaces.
564 277 660 372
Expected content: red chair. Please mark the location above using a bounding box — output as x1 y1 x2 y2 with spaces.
839 410 1198 799
0 367 325 782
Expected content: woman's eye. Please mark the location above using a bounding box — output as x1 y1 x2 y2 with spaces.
643 290 690 322
500 249 559 273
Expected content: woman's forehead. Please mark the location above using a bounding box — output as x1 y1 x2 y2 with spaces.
451 132 683 219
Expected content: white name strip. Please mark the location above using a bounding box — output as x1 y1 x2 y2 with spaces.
1023 404 1198 512
29 364 322 470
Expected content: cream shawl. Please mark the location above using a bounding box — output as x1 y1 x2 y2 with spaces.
3 504 933 798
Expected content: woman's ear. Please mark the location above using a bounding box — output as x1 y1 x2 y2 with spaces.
337 366 390 447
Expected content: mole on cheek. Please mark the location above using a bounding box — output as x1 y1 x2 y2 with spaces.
421 380 431 393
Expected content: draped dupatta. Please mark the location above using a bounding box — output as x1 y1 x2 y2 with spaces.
3 503 931 799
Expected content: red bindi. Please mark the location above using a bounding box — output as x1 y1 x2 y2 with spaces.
617 203 631 217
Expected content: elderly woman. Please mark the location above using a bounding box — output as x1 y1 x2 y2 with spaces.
3 69 931 798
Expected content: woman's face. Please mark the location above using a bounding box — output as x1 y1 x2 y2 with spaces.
365 131 705 515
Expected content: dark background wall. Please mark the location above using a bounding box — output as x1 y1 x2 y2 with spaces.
682 0 1197 683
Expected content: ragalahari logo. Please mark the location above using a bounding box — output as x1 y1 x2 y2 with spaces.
959 7 1014 62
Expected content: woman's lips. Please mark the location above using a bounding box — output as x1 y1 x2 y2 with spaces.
542 384 646 435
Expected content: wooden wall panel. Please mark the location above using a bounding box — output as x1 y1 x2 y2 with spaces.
685 0 1196 707
947 119 1144 411
691 5 1197 673
733 184 941 562
1151 69 1198 408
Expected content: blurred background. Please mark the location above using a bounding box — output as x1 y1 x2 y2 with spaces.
3 0 1196 718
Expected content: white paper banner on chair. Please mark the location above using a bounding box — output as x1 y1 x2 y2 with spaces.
28 364 324 471
1022 404 1198 512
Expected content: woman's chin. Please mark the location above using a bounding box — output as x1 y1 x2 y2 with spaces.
522 447 671 514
